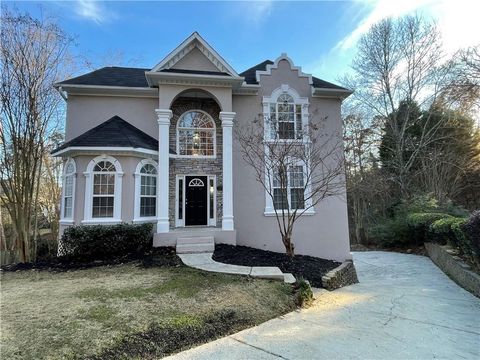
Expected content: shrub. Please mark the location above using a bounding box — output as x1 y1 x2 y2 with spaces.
368 217 410 247
406 212 453 244
428 217 466 246
60 223 153 261
295 278 314 307
461 211 480 267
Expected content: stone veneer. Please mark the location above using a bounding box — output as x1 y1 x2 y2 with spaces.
168 97 223 228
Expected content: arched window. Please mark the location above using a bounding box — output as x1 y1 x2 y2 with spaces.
84 156 123 223
177 110 216 157
134 159 158 220
61 158 76 221
270 93 302 139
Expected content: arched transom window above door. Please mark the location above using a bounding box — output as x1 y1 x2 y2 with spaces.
177 110 216 157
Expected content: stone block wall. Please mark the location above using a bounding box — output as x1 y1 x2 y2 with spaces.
168 97 223 227
322 260 359 290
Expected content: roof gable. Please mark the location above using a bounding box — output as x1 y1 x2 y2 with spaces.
151 32 239 77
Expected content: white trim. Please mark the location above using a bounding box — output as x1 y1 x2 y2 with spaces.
156 109 173 233
256 53 313 85
81 219 122 225
264 210 315 217
59 220 75 225
176 109 216 158
84 155 123 223
54 84 158 98
60 158 76 223
219 111 235 230
264 158 314 215
151 32 239 77
51 146 158 157
133 159 158 222
263 84 309 142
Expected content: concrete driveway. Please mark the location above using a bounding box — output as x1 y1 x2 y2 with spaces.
166 251 480 360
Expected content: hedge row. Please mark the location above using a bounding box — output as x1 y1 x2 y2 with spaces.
60 223 153 261
408 210 479 267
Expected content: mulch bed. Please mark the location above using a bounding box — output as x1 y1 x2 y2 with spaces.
0 247 181 272
213 244 340 288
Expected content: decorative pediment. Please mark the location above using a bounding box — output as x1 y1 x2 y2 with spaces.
255 53 313 85
151 32 239 77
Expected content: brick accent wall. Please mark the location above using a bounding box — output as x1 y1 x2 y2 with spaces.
168 98 223 227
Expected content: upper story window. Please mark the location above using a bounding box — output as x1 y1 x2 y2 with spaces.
270 94 302 140
177 110 216 157
61 158 76 221
264 85 309 142
84 155 123 223
134 160 158 220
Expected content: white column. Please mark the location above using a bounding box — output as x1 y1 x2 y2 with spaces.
155 109 172 233
220 111 235 230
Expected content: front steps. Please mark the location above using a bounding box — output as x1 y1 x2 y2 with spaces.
176 236 215 254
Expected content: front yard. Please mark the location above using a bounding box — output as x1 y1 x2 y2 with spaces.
1 262 296 359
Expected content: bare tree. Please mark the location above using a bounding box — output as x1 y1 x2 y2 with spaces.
441 45 480 116
0 7 72 262
342 15 453 196
236 114 345 256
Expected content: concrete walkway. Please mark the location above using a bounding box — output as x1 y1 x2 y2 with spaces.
167 251 480 360
178 252 296 283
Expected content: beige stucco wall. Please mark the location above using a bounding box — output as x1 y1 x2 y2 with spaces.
231 59 351 261
171 47 221 72
65 95 158 141
60 57 350 261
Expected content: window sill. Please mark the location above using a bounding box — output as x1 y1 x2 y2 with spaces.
133 218 158 223
81 219 122 225
59 220 74 225
263 210 315 217
170 155 217 160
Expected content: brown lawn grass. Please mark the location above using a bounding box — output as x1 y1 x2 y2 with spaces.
0 262 296 359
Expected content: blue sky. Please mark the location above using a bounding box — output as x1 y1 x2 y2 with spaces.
6 0 480 83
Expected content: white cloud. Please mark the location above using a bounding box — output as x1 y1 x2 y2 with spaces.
74 0 114 24
307 0 480 83
244 0 273 24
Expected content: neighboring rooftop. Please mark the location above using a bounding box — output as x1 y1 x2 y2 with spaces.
51 115 166 154
57 62 348 90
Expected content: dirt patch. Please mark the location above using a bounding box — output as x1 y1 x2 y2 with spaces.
213 244 340 287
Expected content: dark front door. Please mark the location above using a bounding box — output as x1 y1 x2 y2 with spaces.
185 176 208 226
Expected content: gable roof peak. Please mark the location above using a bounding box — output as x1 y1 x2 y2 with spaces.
151 32 239 77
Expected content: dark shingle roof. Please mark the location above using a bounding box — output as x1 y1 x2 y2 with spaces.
239 60 274 84
57 61 348 91
52 116 170 154
57 67 150 87
240 60 348 90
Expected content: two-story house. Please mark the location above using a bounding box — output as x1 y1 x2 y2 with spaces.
52 32 352 261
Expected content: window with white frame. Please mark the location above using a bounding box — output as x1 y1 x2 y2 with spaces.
61 159 76 220
92 161 116 218
270 94 302 140
83 156 123 223
272 164 306 211
134 160 157 220
264 85 308 142
177 110 215 156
